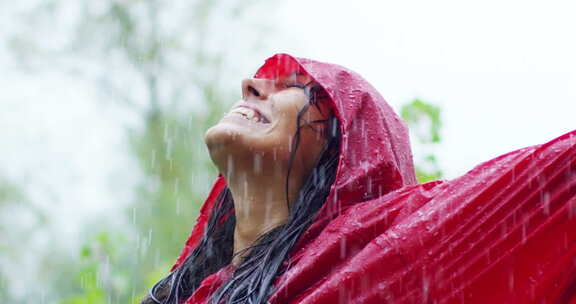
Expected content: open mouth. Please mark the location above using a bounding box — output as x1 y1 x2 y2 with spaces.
227 106 270 124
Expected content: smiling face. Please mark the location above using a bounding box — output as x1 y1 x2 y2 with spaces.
205 73 331 182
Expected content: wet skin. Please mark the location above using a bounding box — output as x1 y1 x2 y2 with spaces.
205 73 330 263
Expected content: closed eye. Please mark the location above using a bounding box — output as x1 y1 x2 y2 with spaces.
284 83 306 89
248 86 260 97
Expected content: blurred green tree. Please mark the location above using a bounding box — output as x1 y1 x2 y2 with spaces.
401 99 444 182
4 0 275 302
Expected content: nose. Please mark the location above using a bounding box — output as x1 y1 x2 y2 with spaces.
242 78 276 101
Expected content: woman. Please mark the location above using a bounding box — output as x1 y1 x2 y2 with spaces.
144 54 576 303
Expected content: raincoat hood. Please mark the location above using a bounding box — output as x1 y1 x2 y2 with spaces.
171 54 576 304
254 54 417 222
172 53 417 270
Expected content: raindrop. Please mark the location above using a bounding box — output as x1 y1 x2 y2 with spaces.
339 237 347 258
253 153 262 175
521 222 527 244
416 210 424 218
508 271 515 291
135 233 141 252
541 191 550 215
569 199 576 219
500 221 508 238
147 229 153 248
226 155 235 177
421 271 430 303
150 149 157 169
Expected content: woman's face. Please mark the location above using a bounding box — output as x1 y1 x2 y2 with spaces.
205 73 330 177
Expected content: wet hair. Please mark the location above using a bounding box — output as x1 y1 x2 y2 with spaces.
142 83 340 304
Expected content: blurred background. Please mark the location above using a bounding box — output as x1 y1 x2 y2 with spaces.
1 0 574 302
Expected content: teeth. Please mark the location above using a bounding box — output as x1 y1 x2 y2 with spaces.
246 109 255 120
229 107 262 123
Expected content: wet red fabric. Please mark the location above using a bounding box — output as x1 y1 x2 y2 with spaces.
173 54 576 303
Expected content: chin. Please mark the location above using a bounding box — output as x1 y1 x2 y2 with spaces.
205 123 236 153
205 119 290 164
205 121 256 164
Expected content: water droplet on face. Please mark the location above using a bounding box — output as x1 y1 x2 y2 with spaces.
253 153 262 175
227 155 235 177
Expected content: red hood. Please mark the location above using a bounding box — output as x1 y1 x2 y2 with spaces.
172 53 417 270
255 54 417 228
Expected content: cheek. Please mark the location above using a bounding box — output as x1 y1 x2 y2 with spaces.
293 126 326 170
241 107 303 162
265 105 302 143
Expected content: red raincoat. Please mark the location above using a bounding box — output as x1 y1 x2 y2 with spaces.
172 54 576 303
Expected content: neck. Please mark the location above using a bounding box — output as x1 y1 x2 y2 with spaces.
222 155 304 265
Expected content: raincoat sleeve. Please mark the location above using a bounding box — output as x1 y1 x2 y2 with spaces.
292 130 576 304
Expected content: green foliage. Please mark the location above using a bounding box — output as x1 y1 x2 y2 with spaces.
3 0 270 302
401 99 444 183
60 235 108 304
59 231 166 304
400 99 442 144
61 273 105 304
